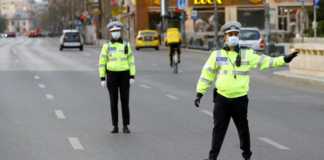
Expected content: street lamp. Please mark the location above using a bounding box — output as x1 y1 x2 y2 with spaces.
213 0 219 49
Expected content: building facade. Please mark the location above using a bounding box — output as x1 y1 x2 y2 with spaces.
0 0 34 33
134 0 313 42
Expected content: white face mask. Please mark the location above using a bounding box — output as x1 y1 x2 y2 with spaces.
226 36 240 47
111 31 121 39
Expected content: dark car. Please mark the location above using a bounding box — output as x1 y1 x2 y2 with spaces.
6 32 16 38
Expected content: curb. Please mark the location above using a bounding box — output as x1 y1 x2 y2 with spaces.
273 71 324 89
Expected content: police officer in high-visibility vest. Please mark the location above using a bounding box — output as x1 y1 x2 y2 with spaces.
194 21 298 160
99 21 136 134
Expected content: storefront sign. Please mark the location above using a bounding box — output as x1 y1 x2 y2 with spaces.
193 0 223 5
193 0 263 5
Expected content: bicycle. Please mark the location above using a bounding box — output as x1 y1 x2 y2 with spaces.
172 52 179 74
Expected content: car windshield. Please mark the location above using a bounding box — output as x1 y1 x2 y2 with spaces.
140 32 156 37
239 30 260 40
65 32 80 39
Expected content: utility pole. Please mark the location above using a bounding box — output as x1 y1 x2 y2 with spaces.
264 1 271 55
213 0 219 49
161 0 168 42
301 0 305 43
313 1 318 37
100 0 112 39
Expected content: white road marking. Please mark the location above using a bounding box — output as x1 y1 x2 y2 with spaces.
68 137 84 150
199 109 213 117
152 63 158 66
258 137 291 151
140 84 151 89
45 94 54 100
34 75 40 80
38 83 46 89
166 94 178 100
54 110 66 119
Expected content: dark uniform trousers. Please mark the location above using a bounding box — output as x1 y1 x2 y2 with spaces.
209 90 252 160
106 70 130 127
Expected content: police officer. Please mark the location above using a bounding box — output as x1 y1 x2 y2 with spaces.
99 21 136 134
194 21 298 160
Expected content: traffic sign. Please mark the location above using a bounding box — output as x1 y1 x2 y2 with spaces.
177 0 187 10
314 0 320 8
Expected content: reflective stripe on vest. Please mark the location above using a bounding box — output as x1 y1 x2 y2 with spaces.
257 54 266 68
200 77 212 84
217 70 249 76
269 57 274 68
240 49 249 65
216 50 228 66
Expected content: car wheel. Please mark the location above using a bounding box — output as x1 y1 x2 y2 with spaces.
135 47 140 51
155 47 159 50
80 45 84 51
60 45 63 51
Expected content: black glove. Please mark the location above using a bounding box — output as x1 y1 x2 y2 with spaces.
284 51 299 63
194 93 203 108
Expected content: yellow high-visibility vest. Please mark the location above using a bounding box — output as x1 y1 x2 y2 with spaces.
196 48 286 98
98 41 136 78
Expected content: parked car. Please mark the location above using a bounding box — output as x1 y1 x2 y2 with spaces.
6 32 16 38
239 28 266 52
135 30 160 50
28 31 40 38
59 29 84 51
0 33 7 38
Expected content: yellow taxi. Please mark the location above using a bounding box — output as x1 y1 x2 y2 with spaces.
135 30 160 50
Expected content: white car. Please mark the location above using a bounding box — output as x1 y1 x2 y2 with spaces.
60 29 84 51
239 28 266 52
0 33 7 38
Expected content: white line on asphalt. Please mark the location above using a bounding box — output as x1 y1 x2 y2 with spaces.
45 94 54 100
54 110 66 119
68 137 84 150
140 84 151 89
199 109 213 117
34 75 40 80
258 137 291 151
152 63 158 66
38 83 46 89
166 94 178 100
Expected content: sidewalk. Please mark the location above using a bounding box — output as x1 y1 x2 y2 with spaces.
273 71 324 88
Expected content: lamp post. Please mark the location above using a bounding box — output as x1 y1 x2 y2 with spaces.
213 0 219 49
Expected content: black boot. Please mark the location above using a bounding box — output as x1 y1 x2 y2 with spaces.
123 126 130 134
111 126 119 134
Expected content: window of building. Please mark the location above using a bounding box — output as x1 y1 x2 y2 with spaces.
237 7 265 29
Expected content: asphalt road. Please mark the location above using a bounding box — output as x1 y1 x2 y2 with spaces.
0 37 324 160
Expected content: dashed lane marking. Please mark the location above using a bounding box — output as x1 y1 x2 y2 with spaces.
38 83 46 89
54 110 66 119
68 137 84 150
45 94 54 100
140 84 151 89
166 94 178 100
34 75 40 80
258 137 291 151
